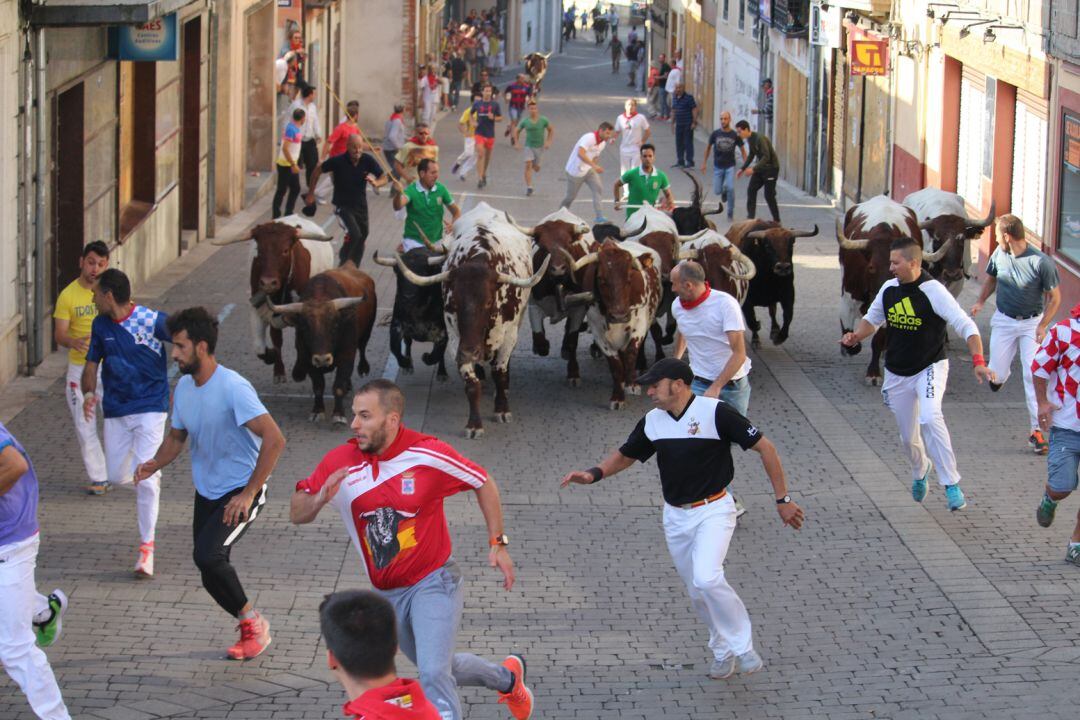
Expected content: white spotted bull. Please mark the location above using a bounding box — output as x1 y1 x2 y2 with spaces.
902 188 995 298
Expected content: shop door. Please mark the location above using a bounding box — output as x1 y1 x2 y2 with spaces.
54 83 85 296
181 16 202 234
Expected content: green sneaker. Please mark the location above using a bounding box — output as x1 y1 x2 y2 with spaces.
1037 495 1058 528
1067 544 1080 567
912 467 930 503
33 589 67 648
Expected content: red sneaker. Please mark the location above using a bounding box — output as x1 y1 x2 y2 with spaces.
497 654 534 719
227 612 271 660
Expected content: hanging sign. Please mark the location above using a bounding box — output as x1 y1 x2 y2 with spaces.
810 0 841 48
848 26 889 76
109 14 178 62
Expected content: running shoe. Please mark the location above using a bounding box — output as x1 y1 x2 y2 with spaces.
134 541 154 578
912 466 930 503
526 187 534 196
735 649 764 675
497 654 534 719
86 481 110 496
945 484 967 512
1067 544 1080 566
594 216 609 224
1037 494 1058 528
33 590 68 648
733 495 748 519
989 381 1002 392
1030 430 1049 455
458 174 466 182
451 163 460 175
708 654 736 679
227 612 272 660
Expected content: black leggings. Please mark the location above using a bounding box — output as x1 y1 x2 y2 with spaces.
746 171 781 222
193 486 266 617
272 165 301 218
337 205 370 266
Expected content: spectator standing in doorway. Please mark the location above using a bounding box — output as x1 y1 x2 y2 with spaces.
655 53 672 120
272 107 304 218
752 78 775 136
289 85 322 191
670 83 699 169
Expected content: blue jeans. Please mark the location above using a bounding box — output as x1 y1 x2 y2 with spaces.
675 124 695 166
1048 427 1080 494
657 87 669 117
691 375 751 417
712 166 736 219
380 561 512 720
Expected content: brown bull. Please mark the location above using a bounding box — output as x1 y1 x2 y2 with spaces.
523 52 552 94
267 267 376 425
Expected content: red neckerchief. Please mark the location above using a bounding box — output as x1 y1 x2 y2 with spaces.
390 113 403 121
623 111 636 120
679 283 711 310
425 73 438 90
593 131 602 144
408 136 436 146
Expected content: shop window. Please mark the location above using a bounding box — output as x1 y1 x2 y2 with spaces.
1057 112 1080 262
1011 102 1047 239
739 0 746 31
723 0 729 21
118 61 157 238
772 0 809 36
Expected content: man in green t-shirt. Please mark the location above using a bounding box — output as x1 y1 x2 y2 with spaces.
391 158 461 251
512 100 554 196
613 144 674 218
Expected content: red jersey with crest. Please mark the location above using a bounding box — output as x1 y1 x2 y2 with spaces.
297 427 487 589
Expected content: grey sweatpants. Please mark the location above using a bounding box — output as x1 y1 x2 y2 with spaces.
561 169 604 219
379 560 512 720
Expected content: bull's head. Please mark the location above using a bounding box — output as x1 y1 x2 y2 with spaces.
267 293 368 368
573 240 651 324
592 217 647 244
677 235 757 290
670 170 723 235
918 201 994 283
216 220 331 295
532 220 590 278
742 224 818 277
836 219 895 284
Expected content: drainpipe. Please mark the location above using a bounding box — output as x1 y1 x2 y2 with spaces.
29 25 46 372
207 0 218 236
805 40 819 196
20 30 34 373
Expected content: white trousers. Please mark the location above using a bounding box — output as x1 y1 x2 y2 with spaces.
103 412 166 544
422 97 438 127
881 360 960 486
988 310 1041 431
0 535 71 720
663 495 753 661
619 149 641 175
454 137 477 178
64 363 106 484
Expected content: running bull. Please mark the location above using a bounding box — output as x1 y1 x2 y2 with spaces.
902 188 995 297
523 51 552 95
392 202 549 438
373 248 450 380
675 228 757 305
267 267 376 425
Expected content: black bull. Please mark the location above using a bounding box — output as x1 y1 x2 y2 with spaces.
375 248 449 380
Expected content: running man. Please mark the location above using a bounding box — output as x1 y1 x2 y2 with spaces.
503 74 532 141
1032 302 1080 564
471 84 502 188
1 422 71 720
701 111 747 221
82 268 170 576
561 121 615 223
512 100 553 196
735 120 781 222
560 358 804 679
971 213 1061 454
613 144 673 218
321 590 442 719
291 380 534 720
392 158 461 251
614 98 651 176
451 94 480 181
53 240 110 495
841 237 993 511
134 308 286 659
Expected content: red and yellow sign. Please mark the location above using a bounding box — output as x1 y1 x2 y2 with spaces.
848 27 889 77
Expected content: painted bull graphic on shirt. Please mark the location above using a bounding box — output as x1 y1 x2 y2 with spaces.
361 507 418 569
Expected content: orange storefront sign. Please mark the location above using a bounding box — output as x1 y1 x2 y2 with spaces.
848 27 889 77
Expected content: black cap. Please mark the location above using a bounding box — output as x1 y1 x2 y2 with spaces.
635 358 694 387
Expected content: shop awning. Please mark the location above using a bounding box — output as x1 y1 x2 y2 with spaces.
29 0 196 27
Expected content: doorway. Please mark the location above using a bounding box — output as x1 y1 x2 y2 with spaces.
54 83 85 296
245 1 275 175
181 16 202 236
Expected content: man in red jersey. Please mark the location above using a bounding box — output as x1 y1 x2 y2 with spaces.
291 379 534 720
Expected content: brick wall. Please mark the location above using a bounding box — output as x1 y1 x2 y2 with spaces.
401 0 417 118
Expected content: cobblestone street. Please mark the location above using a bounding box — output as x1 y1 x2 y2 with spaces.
3 41 1080 719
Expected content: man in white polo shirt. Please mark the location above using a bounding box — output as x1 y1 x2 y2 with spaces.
614 98 651 176
560 122 615 224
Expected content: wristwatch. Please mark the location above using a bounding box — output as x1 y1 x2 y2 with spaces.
775 495 792 505
489 534 510 547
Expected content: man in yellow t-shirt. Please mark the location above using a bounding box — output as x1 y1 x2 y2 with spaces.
53 240 110 494
450 97 479 181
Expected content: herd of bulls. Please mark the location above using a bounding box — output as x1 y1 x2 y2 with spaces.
217 175 994 437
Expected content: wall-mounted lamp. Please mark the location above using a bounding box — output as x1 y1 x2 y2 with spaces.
983 24 1023 44
940 10 981 26
958 19 994 39
926 3 958 20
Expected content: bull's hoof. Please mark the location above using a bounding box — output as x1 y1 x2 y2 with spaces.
560 346 575 362
590 342 603 359
751 335 762 349
626 384 641 396
609 399 626 410
495 412 512 423
399 365 415 375
420 352 439 366
309 412 323 423
399 357 415 372
436 371 449 382
769 328 783 344
292 366 306 382
842 342 863 356
273 373 287 385
358 359 370 376
331 414 348 427
864 375 881 387
567 376 581 387
465 426 485 439
532 336 551 357
661 332 676 345
257 350 279 365
654 348 666 361
771 332 788 346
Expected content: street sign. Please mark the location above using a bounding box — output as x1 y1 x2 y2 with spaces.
810 0 841 48
848 27 888 76
108 14 178 61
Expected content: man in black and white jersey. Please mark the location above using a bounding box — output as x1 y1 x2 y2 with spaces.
560 358 804 681
841 237 995 512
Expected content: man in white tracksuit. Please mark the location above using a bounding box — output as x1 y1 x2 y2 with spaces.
614 98 651 176
842 237 994 511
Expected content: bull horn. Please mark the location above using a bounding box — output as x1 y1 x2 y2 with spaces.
372 252 397 267
722 247 758 281
521 55 529 62
677 248 699 260
266 299 305 314
211 232 253 246
745 230 769 240
573 222 590 236
504 212 535 236
565 291 595 305
330 295 368 312
968 199 996 229
396 252 450 286
297 230 332 240
572 252 598 271
497 255 551 288
427 254 448 266
836 219 870 251
792 225 819 238
541 51 552 59
677 228 711 244
630 254 644 273
555 246 578 268
922 236 955 263
703 202 725 217
619 218 648 238
918 219 933 231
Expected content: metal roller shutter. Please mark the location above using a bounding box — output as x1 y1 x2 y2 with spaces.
957 69 986 205
1012 95 1049 238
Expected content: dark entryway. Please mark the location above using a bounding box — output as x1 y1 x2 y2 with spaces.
54 83 85 295
181 16 202 235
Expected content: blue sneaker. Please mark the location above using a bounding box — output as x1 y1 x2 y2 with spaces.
945 484 967 511
912 467 929 503
594 216 610 224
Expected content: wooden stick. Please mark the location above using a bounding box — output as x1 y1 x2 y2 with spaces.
323 83 400 184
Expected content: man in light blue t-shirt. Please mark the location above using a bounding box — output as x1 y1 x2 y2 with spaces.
134 308 285 661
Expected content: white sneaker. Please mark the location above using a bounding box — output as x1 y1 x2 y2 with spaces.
708 655 736 679
733 496 748 518
134 541 154 578
736 648 764 675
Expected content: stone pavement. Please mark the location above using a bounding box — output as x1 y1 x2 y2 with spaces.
3 37 1080 720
